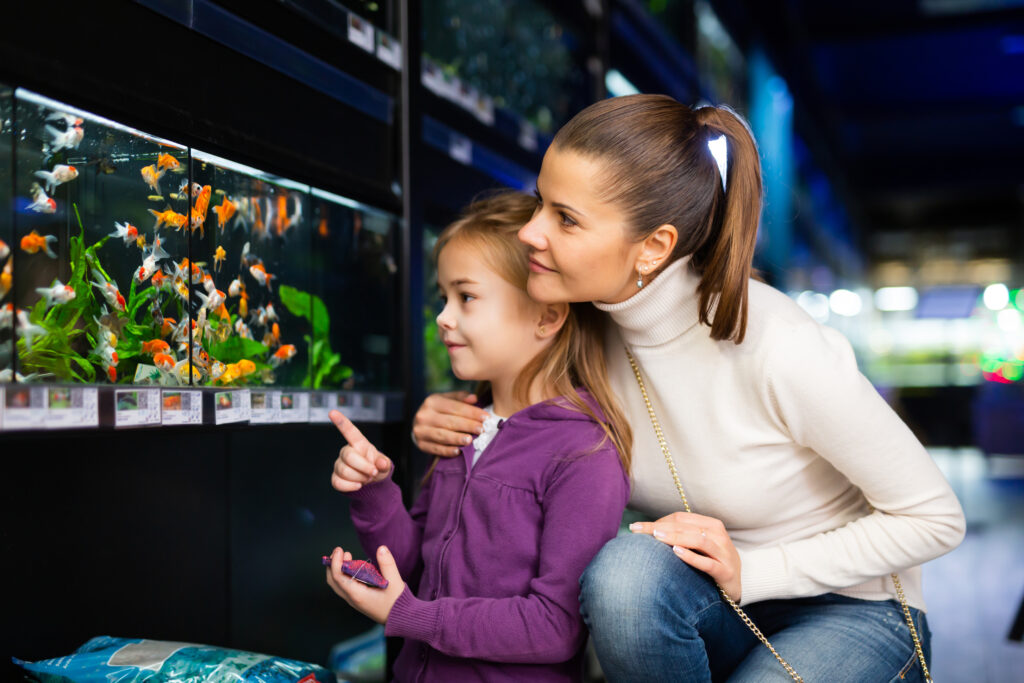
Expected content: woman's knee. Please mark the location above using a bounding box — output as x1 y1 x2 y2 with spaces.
580 533 719 623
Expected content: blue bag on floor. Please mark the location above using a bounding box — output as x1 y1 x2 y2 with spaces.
13 635 336 682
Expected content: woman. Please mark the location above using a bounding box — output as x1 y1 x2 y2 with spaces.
414 94 965 682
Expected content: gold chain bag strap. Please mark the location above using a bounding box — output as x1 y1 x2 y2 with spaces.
624 347 932 682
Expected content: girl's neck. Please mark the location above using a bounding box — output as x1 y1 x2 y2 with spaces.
489 375 558 418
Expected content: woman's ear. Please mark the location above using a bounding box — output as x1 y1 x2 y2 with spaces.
537 302 570 339
639 224 678 272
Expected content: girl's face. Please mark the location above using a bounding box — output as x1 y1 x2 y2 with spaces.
518 147 644 305
435 240 547 387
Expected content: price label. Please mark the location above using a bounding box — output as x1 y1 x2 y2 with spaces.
279 391 310 423
214 389 251 425
347 12 375 53
449 134 472 165
46 387 98 429
114 389 161 428
376 31 402 70
308 392 335 423
249 390 282 424
161 390 203 425
1 385 47 430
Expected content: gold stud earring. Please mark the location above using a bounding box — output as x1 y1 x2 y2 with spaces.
539 326 546 335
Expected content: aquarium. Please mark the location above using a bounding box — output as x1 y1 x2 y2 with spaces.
310 189 401 391
2 87 400 395
1 84 12 383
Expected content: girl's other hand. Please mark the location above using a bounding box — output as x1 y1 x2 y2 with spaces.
412 391 488 458
325 545 406 624
330 410 393 492
629 511 743 602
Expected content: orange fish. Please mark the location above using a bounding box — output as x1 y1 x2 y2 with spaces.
140 164 165 195
141 339 170 354
239 289 249 318
106 365 117 383
153 352 175 371
317 217 328 238
191 185 211 238
160 317 176 338
213 196 237 232
237 358 257 376
156 153 180 172
275 194 290 236
1 259 11 298
151 270 168 289
248 262 275 291
149 208 188 232
214 301 230 322
20 230 58 258
136 234 148 250
270 344 296 367
213 245 226 272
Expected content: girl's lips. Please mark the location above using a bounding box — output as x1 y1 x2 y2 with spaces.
529 258 555 273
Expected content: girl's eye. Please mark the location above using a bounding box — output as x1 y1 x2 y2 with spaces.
559 212 577 228
461 293 475 303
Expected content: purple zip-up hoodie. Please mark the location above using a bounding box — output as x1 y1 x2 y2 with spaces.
346 390 629 682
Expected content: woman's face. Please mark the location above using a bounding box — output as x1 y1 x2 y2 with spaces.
518 147 644 305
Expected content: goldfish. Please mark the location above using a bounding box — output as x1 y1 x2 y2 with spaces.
262 322 280 348
134 236 170 283
17 310 46 350
172 358 201 385
249 263 275 291
216 363 240 384
274 194 290 236
0 239 8 261
201 272 216 294
213 245 226 271
269 344 296 367
45 122 84 153
0 302 14 328
237 358 257 376
317 217 329 238
148 207 188 232
213 196 237 232
214 301 230 322
190 185 212 237
151 269 168 290
21 230 58 258
147 195 165 202
136 234 148 250
153 352 176 371
264 302 278 322
172 276 189 302
35 279 76 309
46 112 83 127
27 183 57 214
140 164 165 195
1 259 11 299
105 365 118 383
228 276 244 297
160 317 176 338
141 339 170 355
156 153 181 172
91 276 126 312
34 165 78 195
210 361 226 381
239 290 249 318
109 221 139 245
197 288 226 312
234 318 253 340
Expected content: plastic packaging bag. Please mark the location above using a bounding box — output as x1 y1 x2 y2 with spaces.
13 635 336 682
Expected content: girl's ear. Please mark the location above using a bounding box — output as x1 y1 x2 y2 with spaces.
537 302 570 339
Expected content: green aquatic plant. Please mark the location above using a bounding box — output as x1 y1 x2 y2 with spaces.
278 284 352 389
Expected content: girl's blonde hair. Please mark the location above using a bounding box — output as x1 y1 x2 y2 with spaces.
431 190 632 474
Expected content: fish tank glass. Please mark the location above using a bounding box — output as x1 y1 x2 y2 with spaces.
2 87 401 393
1 83 12 382
310 189 401 391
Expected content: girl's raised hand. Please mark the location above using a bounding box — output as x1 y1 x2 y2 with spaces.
630 511 743 602
330 409 392 492
412 391 488 457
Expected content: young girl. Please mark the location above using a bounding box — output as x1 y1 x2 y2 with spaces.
324 191 632 682
413 96 965 682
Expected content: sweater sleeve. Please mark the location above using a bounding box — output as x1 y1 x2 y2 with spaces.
384 440 629 663
346 468 433 581
737 321 966 606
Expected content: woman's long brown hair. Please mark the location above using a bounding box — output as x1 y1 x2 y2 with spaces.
427 190 633 478
552 94 763 343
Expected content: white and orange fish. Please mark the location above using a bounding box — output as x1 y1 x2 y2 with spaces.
264 302 278 323
27 183 57 214
153 352 176 371
34 164 78 194
234 317 253 340
91 276 126 312
140 164 165 195
249 262 275 291
0 238 9 261
197 288 226 312
16 309 46 350
269 344 296 367
35 279 76 309
20 229 57 257
134 236 170 283
228 276 244 298
46 112 84 127
45 122 84 153
172 276 190 303
151 269 169 291
1 258 12 299
109 221 139 245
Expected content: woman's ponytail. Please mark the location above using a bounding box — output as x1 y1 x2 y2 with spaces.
692 106 763 343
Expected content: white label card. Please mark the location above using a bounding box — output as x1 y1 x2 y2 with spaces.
376 32 402 70
249 390 282 424
214 389 251 425
347 13 376 53
46 387 99 429
115 389 161 428
279 391 310 423
161 390 203 425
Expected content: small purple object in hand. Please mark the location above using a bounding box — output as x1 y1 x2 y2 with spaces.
322 555 389 589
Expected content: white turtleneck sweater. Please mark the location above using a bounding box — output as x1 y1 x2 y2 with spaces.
595 258 965 609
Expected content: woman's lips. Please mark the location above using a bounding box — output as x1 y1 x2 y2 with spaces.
529 258 555 273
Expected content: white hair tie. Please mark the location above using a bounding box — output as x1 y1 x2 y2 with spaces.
707 134 728 192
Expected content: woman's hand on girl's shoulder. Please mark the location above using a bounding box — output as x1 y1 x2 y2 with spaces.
630 511 743 602
412 391 488 458
330 410 393 492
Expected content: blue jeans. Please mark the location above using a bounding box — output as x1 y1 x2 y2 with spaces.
580 534 931 682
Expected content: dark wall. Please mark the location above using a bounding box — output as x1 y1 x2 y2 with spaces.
2 422 402 675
